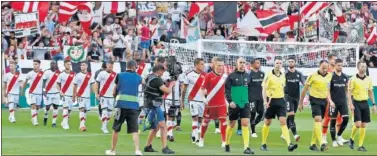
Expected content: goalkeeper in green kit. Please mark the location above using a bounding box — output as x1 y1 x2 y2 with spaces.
224 57 254 154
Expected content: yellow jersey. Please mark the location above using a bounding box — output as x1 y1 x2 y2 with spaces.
262 70 285 98
306 71 333 99
349 74 373 101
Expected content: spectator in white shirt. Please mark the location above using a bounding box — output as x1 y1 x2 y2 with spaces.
124 29 134 51
150 18 161 45
113 28 126 62
103 32 115 61
169 3 182 27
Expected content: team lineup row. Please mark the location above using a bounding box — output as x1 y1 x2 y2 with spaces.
2 55 376 155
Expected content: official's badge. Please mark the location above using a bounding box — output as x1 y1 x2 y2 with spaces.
15 75 18 78
38 73 42 76
344 79 346 82
297 74 300 77
55 73 59 76
87 75 90 78
111 74 114 77
70 75 73 77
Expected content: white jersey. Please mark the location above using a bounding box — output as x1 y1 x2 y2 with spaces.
44 69 60 94
184 70 204 102
96 71 116 98
74 72 95 98
26 70 45 94
166 74 185 101
3 72 23 95
57 71 75 96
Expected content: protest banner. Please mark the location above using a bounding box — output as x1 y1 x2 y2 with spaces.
137 2 157 17
14 12 40 38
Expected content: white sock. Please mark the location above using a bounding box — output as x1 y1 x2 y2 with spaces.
102 109 108 128
31 109 37 123
9 103 15 118
52 109 58 124
62 108 69 124
192 121 198 138
167 120 173 136
79 111 86 127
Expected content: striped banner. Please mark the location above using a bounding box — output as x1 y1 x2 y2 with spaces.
14 12 40 38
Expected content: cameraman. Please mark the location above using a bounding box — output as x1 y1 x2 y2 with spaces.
143 64 175 154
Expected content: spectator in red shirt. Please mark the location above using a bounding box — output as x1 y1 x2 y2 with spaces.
140 20 151 61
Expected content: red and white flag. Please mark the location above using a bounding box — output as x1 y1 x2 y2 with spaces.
300 2 329 21
255 10 289 35
333 4 346 24
59 2 93 35
367 26 377 45
236 11 262 36
11 2 49 22
103 2 126 14
188 2 214 19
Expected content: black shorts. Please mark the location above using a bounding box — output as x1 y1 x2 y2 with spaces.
329 102 348 118
353 100 371 123
310 96 327 118
113 48 125 58
228 103 251 121
250 99 264 114
112 108 139 133
286 97 299 113
265 98 286 119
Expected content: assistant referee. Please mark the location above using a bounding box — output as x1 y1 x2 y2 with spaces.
105 60 143 156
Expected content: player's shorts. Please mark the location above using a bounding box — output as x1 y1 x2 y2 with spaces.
228 103 251 120
112 108 139 133
100 97 115 111
353 100 370 123
329 102 348 118
189 101 204 117
203 105 227 120
44 93 60 105
28 94 43 106
77 97 91 110
164 100 180 117
285 97 299 113
265 98 286 119
309 96 327 118
250 99 264 114
61 96 74 110
7 93 19 105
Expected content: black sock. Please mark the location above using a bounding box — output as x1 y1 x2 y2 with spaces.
255 113 263 125
237 119 242 131
215 119 219 129
288 115 297 135
177 111 182 126
330 119 337 141
250 112 257 133
286 116 291 129
98 104 102 116
337 116 349 136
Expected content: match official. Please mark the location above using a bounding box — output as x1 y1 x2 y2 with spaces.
348 61 376 151
105 60 143 156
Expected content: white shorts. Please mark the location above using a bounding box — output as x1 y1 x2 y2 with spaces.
77 97 91 110
44 93 60 105
28 94 43 106
61 96 74 110
100 97 114 111
189 101 204 117
7 94 19 105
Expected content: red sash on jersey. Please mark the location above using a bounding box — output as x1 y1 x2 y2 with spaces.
151 25 158 38
7 72 20 94
163 81 176 99
77 73 92 97
137 62 146 75
45 71 61 93
61 72 75 94
29 71 44 93
188 72 206 101
99 72 116 96
206 74 227 102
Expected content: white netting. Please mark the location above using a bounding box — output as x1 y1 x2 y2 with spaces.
171 39 360 75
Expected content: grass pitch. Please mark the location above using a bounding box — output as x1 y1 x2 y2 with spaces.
2 108 377 155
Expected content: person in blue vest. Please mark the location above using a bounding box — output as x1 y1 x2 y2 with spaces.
105 60 143 156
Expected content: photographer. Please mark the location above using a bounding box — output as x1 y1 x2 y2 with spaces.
143 64 175 154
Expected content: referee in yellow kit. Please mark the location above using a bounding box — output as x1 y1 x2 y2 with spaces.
299 60 332 152
347 61 376 152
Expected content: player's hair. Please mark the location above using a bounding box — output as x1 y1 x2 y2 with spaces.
152 64 165 73
194 58 204 66
126 60 137 69
250 58 260 64
33 60 41 64
64 60 71 64
80 61 88 65
106 60 114 65
211 56 219 63
156 56 166 64
335 58 343 64
288 56 296 61
9 60 16 65
319 59 329 65
213 57 223 63
357 61 366 68
274 56 282 61
101 62 106 69
328 54 336 60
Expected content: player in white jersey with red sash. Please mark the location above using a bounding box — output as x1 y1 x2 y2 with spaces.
181 58 206 143
73 62 97 131
96 61 117 134
199 57 228 148
23 60 45 126
57 60 76 130
2 61 23 123
43 60 61 127
137 60 147 125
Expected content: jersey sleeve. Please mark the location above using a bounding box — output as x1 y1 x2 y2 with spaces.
183 73 190 85
368 78 373 91
3 74 8 83
262 73 269 87
90 75 95 84
73 75 78 85
298 71 305 85
25 72 31 80
348 76 355 90
305 74 314 86
201 74 210 90
96 71 102 83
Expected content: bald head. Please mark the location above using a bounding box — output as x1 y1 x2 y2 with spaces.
237 57 246 72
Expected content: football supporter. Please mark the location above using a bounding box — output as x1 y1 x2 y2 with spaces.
43 60 61 127
199 57 227 148
348 61 376 152
2 61 23 123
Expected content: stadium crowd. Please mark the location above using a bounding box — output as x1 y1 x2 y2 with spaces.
1 2 377 67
